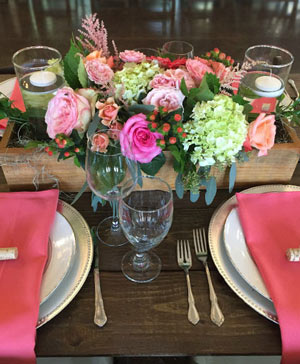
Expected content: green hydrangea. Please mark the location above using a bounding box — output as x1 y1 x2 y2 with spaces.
113 61 162 104
183 95 248 167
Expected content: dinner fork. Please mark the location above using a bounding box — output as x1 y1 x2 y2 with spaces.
177 240 200 325
193 228 224 327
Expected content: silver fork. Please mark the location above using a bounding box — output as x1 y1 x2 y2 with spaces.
177 240 200 325
193 228 224 327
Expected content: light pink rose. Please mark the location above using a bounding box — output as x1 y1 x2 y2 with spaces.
164 68 196 90
244 113 276 156
120 113 163 163
119 50 146 63
85 59 114 85
186 58 214 85
77 88 99 116
91 132 110 153
96 97 119 126
143 87 185 112
149 74 177 89
45 87 92 139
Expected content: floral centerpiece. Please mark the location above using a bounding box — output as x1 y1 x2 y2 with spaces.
1 14 300 204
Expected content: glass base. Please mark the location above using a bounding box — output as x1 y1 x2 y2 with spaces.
96 216 128 247
121 250 161 283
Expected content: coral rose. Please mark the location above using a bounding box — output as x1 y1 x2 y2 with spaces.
85 50 114 68
109 121 123 140
119 50 146 63
186 58 214 85
244 113 276 156
45 87 92 139
85 59 114 85
164 68 196 90
96 97 119 126
120 113 163 163
142 87 185 112
90 132 110 153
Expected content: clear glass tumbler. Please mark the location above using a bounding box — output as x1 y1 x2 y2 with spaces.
161 40 194 59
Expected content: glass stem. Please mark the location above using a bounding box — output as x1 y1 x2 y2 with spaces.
111 200 120 232
133 253 150 272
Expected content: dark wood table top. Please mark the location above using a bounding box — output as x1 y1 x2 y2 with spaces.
0 73 299 357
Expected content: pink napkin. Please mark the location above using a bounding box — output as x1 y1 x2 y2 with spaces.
236 191 300 364
0 79 25 129
0 189 59 363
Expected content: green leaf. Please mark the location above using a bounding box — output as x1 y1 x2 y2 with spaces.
91 192 106 212
128 104 155 115
175 173 184 199
78 58 88 88
24 140 43 149
168 145 181 162
196 73 216 101
63 41 82 89
180 78 189 97
0 110 7 119
87 114 102 138
229 162 236 193
190 190 200 202
139 152 166 176
73 156 81 168
137 163 143 187
205 73 220 94
71 181 88 205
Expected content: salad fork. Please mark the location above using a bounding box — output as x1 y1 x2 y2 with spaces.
177 240 200 325
193 228 224 327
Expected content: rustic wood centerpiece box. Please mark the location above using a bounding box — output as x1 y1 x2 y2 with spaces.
1 121 300 192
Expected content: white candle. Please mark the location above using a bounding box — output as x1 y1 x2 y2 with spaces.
255 75 282 92
30 71 57 87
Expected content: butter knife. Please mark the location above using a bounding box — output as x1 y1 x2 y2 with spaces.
92 229 107 327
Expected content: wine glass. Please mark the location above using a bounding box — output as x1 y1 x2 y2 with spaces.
85 129 138 247
161 40 194 59
119 176 173 283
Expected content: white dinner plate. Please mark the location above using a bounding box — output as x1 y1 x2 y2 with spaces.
37 199 93 328
40 212 76 304
223 208 271 301
208 184 300 324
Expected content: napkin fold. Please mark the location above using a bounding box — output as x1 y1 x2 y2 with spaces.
0 79 25 130
236 191 300 364
0 189 59 364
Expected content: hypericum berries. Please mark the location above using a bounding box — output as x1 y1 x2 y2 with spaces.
48 151 53 156
169 137 176 144
44 146 49 152
149 114 156 121
174 114 182 122
162 123 171 132
64 151 70 157
151 122 158 129
213 48 220 54
219 52 226 60
74 147 80 153
182 132 187 138
177 127 183 133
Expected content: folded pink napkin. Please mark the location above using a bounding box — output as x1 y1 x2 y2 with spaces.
0 79 25 129
0 189 59 363
236 191 300 364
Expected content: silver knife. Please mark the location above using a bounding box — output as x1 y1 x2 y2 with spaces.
92 229 107 327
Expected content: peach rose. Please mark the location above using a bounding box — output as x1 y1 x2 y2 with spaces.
109 121 123 140
119 50 146 63
143 87 185 112
91 132 110 153
45 87 92 139
85 60 114 85
164 68 196 90
186 58 214 86
244 113 276 156
96 97 119 126
85 50 114 68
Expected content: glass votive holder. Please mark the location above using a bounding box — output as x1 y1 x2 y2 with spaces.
161 40 194 59
12 46 65 139
134 48 160 57
240 45 294 99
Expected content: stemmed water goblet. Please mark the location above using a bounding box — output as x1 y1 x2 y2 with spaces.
119 176 173 283
85 128 138 247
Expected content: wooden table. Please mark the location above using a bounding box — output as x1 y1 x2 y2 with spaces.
0 73 299 358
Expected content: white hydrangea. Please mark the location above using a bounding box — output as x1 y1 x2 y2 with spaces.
183 95 248 167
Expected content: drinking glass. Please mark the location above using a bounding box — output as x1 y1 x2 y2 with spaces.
133 48 160 57
86 129 138 247
119 176 173 283
12 46 65 139
240 45 294 99
161 40 194 59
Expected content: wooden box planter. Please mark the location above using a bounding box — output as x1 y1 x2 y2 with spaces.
0 121 300 192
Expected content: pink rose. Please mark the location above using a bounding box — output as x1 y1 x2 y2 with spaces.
186 58 214 86
149 74 177 89
119 50 146 63
120 113 163 163
45 87 92 139
77 88 99 116
85 59 114 85
96 97 119 126
164 68 196 90
209 61 229 81
143 87 185 112
244 113 276 156
91 132 110 153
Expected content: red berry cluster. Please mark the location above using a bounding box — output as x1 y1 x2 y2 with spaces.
147 107 187 148
203 48 234 67
44 134 81 158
